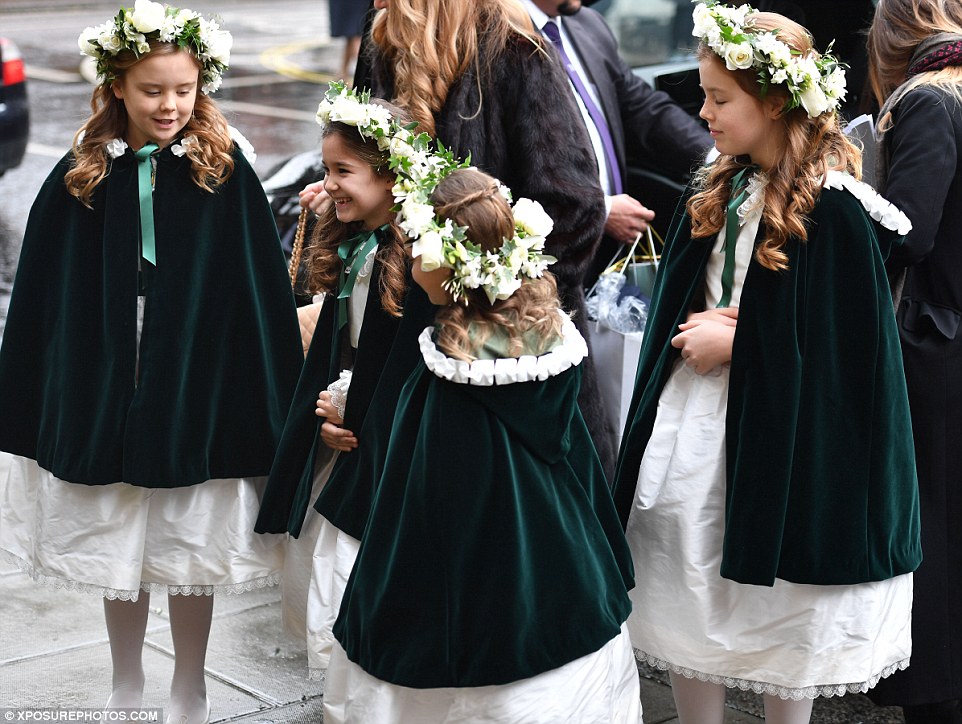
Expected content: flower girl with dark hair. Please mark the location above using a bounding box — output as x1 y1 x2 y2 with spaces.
0 3 301 721
323 165 640 723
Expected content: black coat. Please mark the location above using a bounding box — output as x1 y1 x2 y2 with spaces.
373 34 615 475
869 86 962 706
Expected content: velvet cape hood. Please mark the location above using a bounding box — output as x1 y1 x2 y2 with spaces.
333 322 633 688
0 144 303 487
612 173 922 586
254 239 436 537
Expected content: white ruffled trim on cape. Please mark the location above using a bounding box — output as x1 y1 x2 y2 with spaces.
635 648 910 701
419 311 587 386
822 170 912 235
227 125 257 165
1 547 280 600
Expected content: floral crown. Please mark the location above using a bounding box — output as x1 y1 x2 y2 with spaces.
692 1 846 117
316 82 556 305
78 0 232 95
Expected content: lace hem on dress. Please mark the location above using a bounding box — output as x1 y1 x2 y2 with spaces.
635 648 910 700
1 547 280 600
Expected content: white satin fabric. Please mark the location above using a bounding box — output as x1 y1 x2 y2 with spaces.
323 624 642 724
0 455 284 600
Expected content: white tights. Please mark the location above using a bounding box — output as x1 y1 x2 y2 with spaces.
669 672 814 724
103 592 213 724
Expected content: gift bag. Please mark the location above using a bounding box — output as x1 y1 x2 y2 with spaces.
585 229 660 446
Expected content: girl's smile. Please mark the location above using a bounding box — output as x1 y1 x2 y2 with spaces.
321 133 395 230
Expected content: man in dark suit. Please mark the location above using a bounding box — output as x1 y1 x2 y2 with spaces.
522 0 712 284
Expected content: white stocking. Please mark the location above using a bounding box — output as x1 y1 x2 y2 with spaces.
668 671 727 724
103 594 149 709
165 593 213 724
763 694 814 724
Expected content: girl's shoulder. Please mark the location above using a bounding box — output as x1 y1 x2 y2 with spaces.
419 310 587 386
818 171 912 236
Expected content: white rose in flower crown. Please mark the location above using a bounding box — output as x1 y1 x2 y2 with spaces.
412 229 444 271
99 30 123 54
799 81 831 117
129 0 166 33
399 198 437 237
78 27 99 55
388 134 417 159
692 4 716 38
330 93 370 126
511 197 554 239
724 41 754 70
205 28 232 66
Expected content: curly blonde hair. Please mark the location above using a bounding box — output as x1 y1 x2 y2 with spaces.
688 12 860 272
304 100 411 318
868 0 962 128
369 0 543 138
64 42 235 208
429 168 564 362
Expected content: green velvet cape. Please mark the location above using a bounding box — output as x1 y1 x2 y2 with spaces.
612 181 922 586
0 145 303 487
333 328 633 688
254 244 435 537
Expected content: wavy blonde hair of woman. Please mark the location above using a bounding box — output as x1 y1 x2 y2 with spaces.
429 168 564 362
65 42 235 208
688 12 860 272
370 0 544 138
868 0 962 130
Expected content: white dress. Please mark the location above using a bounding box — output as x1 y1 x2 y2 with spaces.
624 174 913 698
0 300 284 600
294 246 374 676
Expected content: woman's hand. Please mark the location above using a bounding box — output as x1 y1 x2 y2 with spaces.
316 391 358 451
670 307 738 375
299 181 330 217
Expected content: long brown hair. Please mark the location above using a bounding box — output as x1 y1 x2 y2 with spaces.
305 100 410 318
688 13 860 271
64 42 235 208
369 0 544 138
430 168 564 362
867 0 962 127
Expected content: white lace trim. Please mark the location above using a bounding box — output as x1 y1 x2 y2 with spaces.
1 547 280 600
227 125 257 165
307 668 326 682
823 170 912 235
419 311 587 386
737 171 768 223
635 648 910 700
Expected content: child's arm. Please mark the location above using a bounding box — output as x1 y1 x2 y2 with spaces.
316 391 359 451
670 307 738 375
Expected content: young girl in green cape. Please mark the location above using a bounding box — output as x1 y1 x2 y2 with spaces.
611 3 921 722
323 167 639 723
254 83 437 678
0 3 302 722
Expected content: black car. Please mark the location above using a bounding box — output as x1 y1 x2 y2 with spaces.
0 36 29 177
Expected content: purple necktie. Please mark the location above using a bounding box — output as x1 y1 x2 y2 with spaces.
542 20 623 195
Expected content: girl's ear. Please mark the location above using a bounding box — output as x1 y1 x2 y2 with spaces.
762 93 784 120
112 81 125 100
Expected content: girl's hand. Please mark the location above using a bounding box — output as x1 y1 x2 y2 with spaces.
316 391 358 451
671 307 739 375
299 181 329 216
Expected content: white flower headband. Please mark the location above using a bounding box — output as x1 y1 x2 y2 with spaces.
78 0 232 95
316 82 557 305
692 0 847 118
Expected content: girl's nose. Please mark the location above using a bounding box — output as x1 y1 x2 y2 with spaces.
160 93 176 111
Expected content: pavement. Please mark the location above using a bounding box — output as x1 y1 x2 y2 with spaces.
0 450 908 723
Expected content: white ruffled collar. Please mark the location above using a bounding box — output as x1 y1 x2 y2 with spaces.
419 310 588 386
822 170 912 235
734 169 912 236
99 125 257 165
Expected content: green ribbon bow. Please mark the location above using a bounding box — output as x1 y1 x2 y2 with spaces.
335 227 383 331
134 142 160 266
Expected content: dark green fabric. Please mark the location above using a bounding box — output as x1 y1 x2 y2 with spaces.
0 145 303 487
333 358 633 688
312 285 437 540
254 239 418 537
613 185 922 586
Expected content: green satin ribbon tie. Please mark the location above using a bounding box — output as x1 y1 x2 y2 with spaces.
717 166 754 309
134 142 160 266
336 229 381 331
